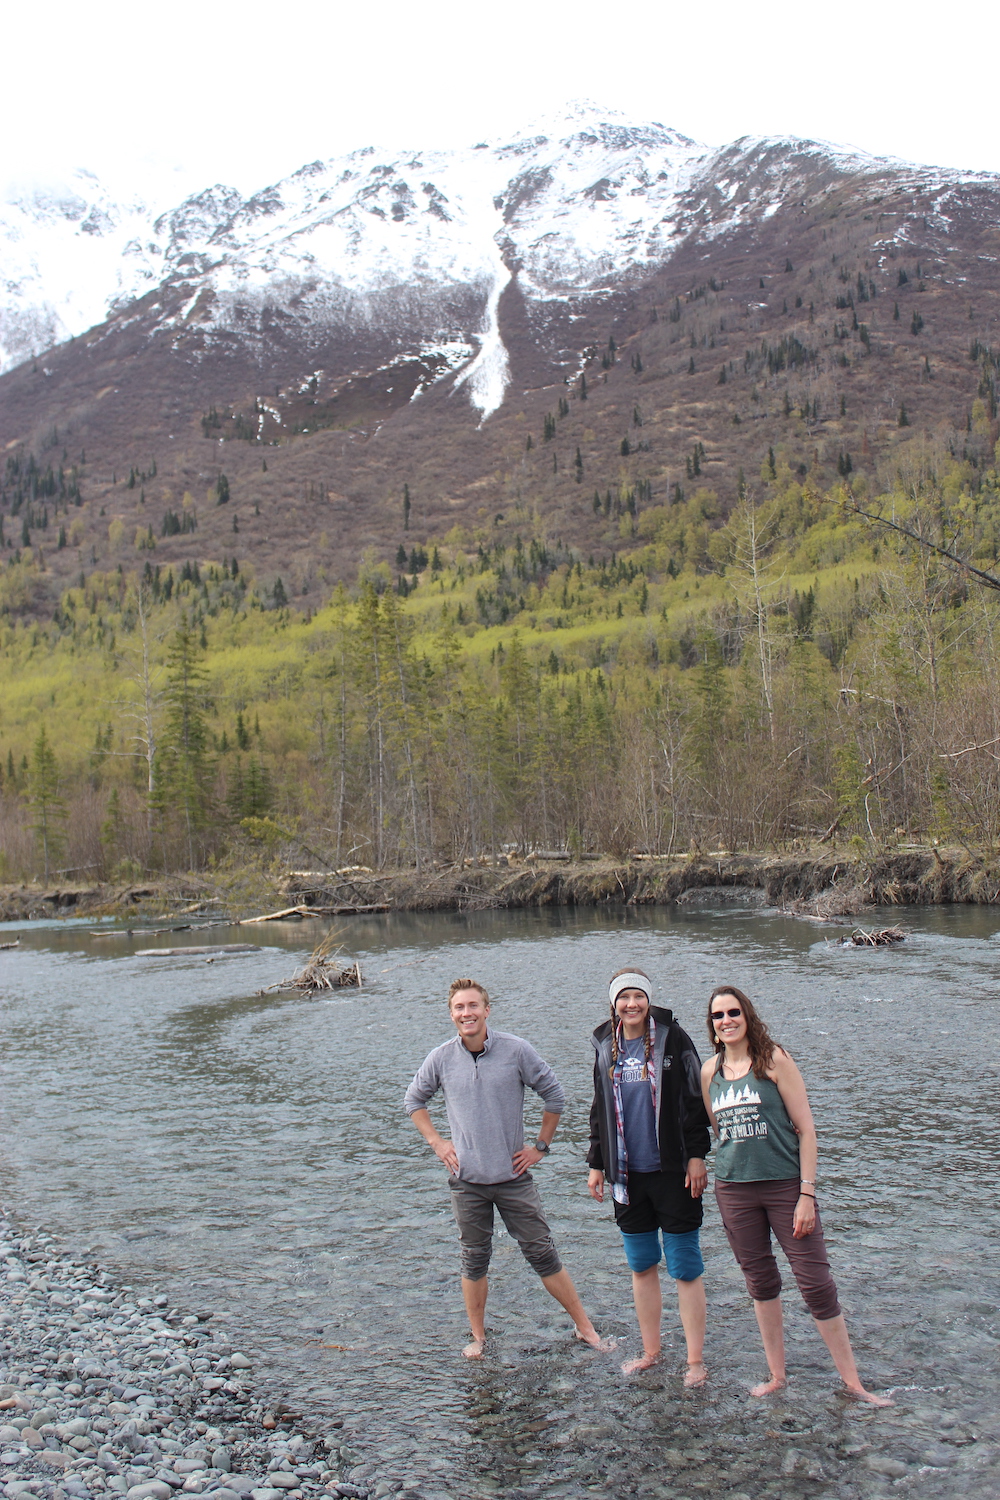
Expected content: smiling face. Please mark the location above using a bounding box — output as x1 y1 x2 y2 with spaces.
449 987 491 1050
709 992 747 1047
614 986 650 1038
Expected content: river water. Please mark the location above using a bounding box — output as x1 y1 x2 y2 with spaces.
1 902 998 1499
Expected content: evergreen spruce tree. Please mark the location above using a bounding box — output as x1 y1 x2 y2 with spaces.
28 725 65 881
100 786 125 874
153 615 212 870
691 631 729 783
229 756 272 820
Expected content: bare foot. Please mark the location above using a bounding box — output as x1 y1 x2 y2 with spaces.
751 1373 787 1396
684 1360 708 1388
841 1384 893 1407
463 1337 486 1360
621 1350 661 1375
574 1327 617 1352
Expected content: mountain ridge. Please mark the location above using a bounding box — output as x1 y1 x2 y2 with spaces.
7 102 995 387
1 101 999 616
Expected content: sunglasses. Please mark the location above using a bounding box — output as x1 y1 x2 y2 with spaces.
711 1007 743 1020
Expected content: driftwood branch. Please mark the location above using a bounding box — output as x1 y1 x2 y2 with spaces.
239 903 388 923
89 920 234 938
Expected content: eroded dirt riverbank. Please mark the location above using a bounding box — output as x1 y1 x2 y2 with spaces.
2 846 997 926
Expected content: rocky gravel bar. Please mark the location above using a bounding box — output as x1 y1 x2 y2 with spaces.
0 1214 388 1500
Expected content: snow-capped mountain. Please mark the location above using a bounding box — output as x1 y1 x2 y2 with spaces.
2 101 999 615
10 102 984 419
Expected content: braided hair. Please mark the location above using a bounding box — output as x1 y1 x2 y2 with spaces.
609 968 653 1079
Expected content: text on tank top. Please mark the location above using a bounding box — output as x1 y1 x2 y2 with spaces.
709 1059 801 1181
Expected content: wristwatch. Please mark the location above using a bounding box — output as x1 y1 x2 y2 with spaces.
534 1139 551 1154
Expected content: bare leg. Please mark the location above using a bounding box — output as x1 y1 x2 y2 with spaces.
461 1276 488 1359
814 1314 893 1406
540 1268 614 1351
676 1276 708 1386
751 1296 787 1396
622 1265 662 1374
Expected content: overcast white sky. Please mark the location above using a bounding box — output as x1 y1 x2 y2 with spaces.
4 0 998 205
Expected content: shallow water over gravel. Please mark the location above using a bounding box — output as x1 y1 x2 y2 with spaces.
2 903 999 1499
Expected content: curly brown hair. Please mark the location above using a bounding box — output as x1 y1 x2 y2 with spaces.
706 984 778 1080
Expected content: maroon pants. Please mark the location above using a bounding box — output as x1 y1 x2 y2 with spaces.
715 1177 841 1321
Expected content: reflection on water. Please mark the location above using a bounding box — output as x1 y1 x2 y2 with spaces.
2 904 1000 1497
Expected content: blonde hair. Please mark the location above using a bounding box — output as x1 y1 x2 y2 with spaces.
448 977 490 1009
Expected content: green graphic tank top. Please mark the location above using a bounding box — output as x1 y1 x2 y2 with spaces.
709 1061 801 1182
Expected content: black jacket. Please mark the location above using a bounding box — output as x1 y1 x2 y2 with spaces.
588 1004 710 1184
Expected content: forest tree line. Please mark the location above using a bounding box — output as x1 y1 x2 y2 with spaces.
2 438 1000 881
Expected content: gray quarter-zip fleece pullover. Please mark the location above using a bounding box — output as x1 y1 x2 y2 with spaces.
404 1028 565 1184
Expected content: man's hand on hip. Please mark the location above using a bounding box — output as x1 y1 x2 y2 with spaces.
512 1144 546 1175
409 1107 460 1174
432 1136 460 1174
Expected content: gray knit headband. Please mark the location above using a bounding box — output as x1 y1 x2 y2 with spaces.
609 972 651 1005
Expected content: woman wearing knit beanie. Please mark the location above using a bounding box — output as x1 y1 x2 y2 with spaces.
587 968 712 1383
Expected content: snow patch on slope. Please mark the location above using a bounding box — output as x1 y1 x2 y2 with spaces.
0 171 152 371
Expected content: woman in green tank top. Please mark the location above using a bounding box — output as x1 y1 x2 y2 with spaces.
700 984 891 1405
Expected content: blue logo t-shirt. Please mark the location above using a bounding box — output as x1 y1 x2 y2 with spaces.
619 1038 661 1172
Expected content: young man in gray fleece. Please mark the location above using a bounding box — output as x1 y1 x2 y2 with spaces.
405 976 612 1359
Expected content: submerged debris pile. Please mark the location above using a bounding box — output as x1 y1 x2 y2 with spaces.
257 933 362 996
841 925 907 947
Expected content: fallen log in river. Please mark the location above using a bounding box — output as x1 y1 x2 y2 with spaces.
239 903 388 922
135 942 258 956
